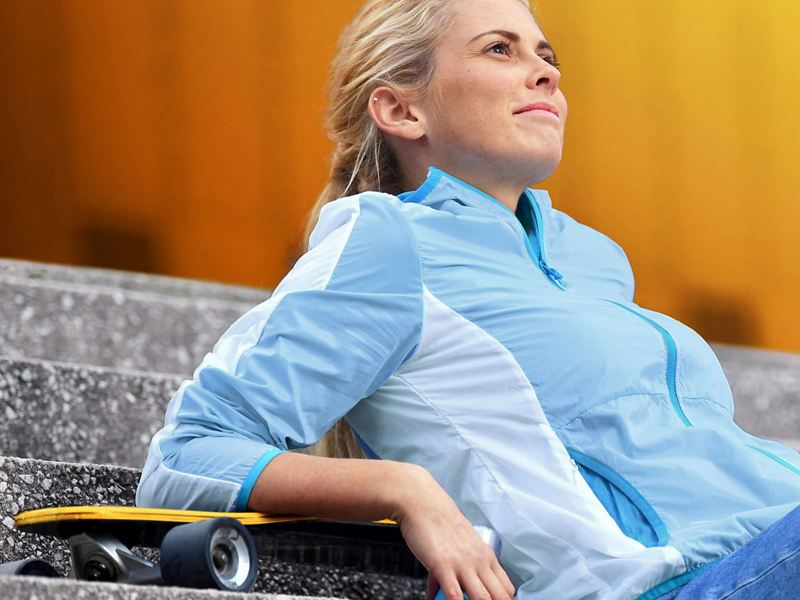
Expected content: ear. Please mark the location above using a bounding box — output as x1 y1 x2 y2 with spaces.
367 86 426 141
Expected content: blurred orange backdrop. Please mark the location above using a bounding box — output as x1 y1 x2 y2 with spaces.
0 1 798 351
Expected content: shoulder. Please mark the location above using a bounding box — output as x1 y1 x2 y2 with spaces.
309 191 417 251
286 192 421 295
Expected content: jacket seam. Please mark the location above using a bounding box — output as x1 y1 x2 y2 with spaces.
392 292 599 576
396 206 427 366
320 198 362 290
680 395 731 416
554 391 675 431
392 373 572 562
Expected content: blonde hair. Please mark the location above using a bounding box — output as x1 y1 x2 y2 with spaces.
307 0 532 459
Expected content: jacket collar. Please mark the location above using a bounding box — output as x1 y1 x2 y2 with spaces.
398 166 543 234
399 166 565 287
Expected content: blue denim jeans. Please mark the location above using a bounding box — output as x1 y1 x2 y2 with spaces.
655 504 800 599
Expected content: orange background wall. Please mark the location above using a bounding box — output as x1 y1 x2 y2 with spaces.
1 1 798 352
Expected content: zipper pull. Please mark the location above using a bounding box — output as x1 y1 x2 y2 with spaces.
540 260 566 289
550 268 566 289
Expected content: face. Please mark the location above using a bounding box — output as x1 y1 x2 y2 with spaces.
417 0 567 187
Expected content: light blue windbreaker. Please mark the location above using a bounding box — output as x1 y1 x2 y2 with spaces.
137 166 800 600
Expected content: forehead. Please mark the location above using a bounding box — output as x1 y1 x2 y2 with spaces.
446 0 543 42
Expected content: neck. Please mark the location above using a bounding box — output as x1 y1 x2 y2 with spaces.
395 144 532 212
460 173 525 213
476 175 526 213
412 165 527 212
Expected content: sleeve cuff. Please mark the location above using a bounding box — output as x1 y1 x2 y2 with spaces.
234 448 285 511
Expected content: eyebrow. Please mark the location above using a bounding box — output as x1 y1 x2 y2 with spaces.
470 29 556 54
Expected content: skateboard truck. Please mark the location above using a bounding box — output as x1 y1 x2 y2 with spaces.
69 532 162 585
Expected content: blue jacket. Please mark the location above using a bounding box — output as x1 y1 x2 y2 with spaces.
137 166 800 599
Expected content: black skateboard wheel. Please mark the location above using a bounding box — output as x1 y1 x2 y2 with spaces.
0 557 60 577
159 517 258 591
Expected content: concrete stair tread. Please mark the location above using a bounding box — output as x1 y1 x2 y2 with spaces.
0 574 343 599
1 355 180 467
1 278 260 374
0 258 269 305
712 344 800 440
773 438 800 452
713 342 800 370
1 273 261 309
0 353 180 379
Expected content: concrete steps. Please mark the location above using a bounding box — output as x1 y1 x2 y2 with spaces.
2 257 798 599
0 260 427 598
0 456 425 599
715 343 800 446
0 271 262 375
0 575 335 600
0 259 268 305
0 356 180 467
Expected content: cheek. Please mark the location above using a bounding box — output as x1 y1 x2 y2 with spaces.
431 81 494 138
557 93 568 121
437 70 511 114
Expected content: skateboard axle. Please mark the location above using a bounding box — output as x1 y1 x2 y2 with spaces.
69 532 162 585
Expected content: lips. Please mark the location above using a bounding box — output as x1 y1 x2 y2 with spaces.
514 103 560 118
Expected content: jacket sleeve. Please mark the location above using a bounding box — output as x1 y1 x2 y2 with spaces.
141 193 424 511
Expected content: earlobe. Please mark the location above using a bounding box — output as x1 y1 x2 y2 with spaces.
368 86 426 141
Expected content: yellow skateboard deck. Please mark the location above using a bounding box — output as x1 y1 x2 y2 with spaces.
14 505 422 579
15 505 321 532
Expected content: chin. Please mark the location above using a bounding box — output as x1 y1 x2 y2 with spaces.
522 149 562 186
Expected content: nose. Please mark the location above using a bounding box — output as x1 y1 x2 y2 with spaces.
525 56 560 94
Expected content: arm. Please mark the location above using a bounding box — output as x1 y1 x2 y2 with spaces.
159 195 512 599
249 452 515 600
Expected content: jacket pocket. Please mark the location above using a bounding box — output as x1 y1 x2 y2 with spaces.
568 448 669 548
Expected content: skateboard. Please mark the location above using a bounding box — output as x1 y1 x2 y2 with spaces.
2 505 425 591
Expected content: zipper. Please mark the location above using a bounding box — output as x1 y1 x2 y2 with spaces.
511 187 800 476
511 193 565 290
606 300 693 428
511 188 688 426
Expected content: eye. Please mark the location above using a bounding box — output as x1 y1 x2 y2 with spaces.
488 40 513 57
540 54 561 70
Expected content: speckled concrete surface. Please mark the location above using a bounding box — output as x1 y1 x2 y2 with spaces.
0 457 425 599
712 343 800 442
0 456 140 569
3 346 798 471
0 574 342 599
0 357 180 467
0 278 259 375
0 258 269 305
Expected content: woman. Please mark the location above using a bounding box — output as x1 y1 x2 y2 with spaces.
137 0 800 598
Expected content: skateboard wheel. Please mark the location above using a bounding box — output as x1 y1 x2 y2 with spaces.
159 517 258 591
0 558 60 577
